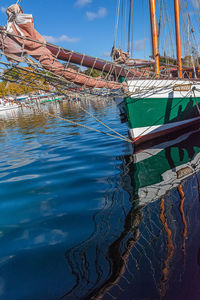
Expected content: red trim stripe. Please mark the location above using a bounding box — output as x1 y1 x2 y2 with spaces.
132 117 200 150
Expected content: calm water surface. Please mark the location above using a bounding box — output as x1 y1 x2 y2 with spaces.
0 99 200 300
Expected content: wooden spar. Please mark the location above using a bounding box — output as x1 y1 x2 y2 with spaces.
0 27 143 78
47 44 117 73
46 44 143 77
46 44 133 77
149 0 160 76
174 0 182 78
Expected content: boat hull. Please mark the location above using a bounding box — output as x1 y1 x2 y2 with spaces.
117 79 200 145
0 102 19 112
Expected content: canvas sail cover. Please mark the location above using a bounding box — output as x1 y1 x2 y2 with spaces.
1 4 123 90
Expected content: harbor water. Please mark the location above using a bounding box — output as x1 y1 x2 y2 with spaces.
0 98 200 300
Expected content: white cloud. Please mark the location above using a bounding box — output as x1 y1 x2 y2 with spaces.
0 7 6 13
75 0 92 7
191 0 200 8
86 7 107 21
43 34 80 43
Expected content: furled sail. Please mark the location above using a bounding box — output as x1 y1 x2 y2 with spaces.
1 4 125 90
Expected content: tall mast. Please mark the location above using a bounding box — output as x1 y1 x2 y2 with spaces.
174 0 182 78
149 0 160 76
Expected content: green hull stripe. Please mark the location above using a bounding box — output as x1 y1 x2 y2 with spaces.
124 96 200 128
133 143 200 192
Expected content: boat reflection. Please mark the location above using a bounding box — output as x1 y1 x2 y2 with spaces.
61 128 200 300
0 96 111 129
123 128 200 206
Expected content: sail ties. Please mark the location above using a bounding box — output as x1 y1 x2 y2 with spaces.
1 3 126 90
111 46 155 67
111 46 129 64
6 4 28 36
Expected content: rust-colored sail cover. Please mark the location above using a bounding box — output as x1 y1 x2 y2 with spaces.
1 4 123 89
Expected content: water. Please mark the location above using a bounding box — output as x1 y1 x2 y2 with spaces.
0 99 200 300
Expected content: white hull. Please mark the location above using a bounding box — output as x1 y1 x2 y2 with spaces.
126 79 200 99
0 105 19 111
115 79 200 143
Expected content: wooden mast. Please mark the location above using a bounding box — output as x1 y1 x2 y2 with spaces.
149 0 160 76
174 0 182 78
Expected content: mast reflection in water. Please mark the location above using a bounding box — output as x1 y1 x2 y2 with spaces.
62 129 200 300
0 101 200 300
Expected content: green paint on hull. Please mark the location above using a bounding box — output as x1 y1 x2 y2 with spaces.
134 146 195 190
124 96 200 128
123 130 200 199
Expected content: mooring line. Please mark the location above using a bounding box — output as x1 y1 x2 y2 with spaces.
79 105 132 142
21 102 133 143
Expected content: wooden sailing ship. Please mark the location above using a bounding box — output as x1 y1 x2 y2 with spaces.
0 2 200 146
115 0 200 146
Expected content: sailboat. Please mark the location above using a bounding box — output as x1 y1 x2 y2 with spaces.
0 98 19 112
114 0 200 146
0 1 200 147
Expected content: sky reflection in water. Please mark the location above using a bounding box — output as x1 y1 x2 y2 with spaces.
0 100 200 300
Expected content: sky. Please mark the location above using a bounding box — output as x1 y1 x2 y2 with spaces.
0 0 152 60
0 0 199 61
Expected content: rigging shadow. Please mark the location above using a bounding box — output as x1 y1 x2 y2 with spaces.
60 128 200 300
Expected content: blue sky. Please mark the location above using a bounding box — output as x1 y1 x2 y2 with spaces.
0 0 199 61
0 0 152 60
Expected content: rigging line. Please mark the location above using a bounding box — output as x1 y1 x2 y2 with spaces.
164 0 175 59
157 0 163 49
181 4 188 57
168 0 176 58
121 0 124 49
159 0 165 56
162 0 169 58
192 1 200 37
180 1 190 59
192 87 200 114
114 0 121 47
185 0 200 42
124 0 127 51
0 28 123 70
184 0 199 51
131 0 134 58
142 0 146 59
21 103 133 143
79 105 132 141
127 0 132 53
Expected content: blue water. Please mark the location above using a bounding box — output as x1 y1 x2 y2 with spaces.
0 99 200 300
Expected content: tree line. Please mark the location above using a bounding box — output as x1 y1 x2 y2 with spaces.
0 81 36 97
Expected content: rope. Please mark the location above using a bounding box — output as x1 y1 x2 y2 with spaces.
192 87 200 114
79 106 132 142
20 102 133 144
